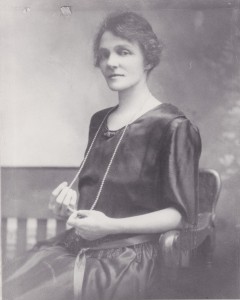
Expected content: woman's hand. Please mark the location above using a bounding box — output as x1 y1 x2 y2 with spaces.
49 182 78 219
67 208 182 240
67 210 113 241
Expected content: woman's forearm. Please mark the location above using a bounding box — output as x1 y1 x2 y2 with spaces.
67 207 183 241
109 207 182 235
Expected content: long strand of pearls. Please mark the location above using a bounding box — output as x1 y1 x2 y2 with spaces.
68 99 148 211
68 107 116 189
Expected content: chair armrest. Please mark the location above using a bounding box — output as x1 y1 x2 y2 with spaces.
159 213 214 268
159 230 181 268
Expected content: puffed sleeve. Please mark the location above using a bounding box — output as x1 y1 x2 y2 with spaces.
161 117 202 226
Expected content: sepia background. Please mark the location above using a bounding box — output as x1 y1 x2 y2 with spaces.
1 0 240 298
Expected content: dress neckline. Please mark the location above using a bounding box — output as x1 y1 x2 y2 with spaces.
105 102 166 132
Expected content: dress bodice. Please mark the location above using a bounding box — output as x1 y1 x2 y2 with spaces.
77 103 201 225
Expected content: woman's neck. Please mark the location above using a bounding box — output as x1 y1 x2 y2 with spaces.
117 79 159 113
107 79 161 131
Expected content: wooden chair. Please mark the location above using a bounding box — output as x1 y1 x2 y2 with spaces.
159 168 221 269
1 167 76 261
1 167 221 267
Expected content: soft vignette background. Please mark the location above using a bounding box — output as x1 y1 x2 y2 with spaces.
1 0 240 298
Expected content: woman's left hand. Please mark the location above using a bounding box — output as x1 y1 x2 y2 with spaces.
67 210 114 241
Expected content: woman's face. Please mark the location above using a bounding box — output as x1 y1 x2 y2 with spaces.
98 31 147 92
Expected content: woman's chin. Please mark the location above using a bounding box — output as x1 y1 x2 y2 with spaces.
106 82 129 92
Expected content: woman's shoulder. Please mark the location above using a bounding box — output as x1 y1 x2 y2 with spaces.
90 106 115 127
162 104 201 150
155 103 201 142
156 102 185 119
158 103 197 127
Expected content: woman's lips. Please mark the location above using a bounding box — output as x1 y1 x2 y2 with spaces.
108 74 124 78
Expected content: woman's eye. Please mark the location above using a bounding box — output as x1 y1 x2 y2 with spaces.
119 49 131 56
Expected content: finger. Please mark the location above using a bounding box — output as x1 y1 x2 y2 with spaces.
75 210 90 217
52 182 68 197
62 189 74 207
67 206 76 214
67 212 80 227
66 218 76 228
56 187 71 205
61 190 75 215
67 210 87 224
69 191 77 209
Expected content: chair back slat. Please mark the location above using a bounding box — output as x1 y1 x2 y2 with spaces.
36 219 48 242
1 167 78 259
17 219 27 255
1 218 7 260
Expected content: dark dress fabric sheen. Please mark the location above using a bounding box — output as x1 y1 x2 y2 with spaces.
3 103 202 300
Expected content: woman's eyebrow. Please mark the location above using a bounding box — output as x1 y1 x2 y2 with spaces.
99 44 133 51
115 44 133 49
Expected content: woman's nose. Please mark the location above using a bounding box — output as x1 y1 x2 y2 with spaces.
107 53 119 68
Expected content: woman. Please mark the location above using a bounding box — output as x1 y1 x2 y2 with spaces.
3 12 201 300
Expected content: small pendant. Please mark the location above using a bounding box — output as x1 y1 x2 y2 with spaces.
103 131 115 138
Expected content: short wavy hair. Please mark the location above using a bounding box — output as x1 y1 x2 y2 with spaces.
93 12 163 72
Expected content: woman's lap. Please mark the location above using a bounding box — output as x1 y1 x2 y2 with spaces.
81 242 161 300
3 245 75 300
3 240 162 300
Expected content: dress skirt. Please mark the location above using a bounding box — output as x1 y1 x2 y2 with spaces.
3 231 162 300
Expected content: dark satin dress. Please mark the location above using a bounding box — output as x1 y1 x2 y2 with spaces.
3 103 201 300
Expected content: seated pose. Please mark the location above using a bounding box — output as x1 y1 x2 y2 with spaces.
3 11 201 300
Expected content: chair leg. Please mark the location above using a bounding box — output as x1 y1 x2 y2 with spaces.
205 232 216 267
198 230 216 267
181 251 191 267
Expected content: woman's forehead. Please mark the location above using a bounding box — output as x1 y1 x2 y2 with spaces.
99 31 138 49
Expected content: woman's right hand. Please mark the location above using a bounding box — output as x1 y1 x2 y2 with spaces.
49 182 78 219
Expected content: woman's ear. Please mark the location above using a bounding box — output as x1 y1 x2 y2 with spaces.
144 63 152 71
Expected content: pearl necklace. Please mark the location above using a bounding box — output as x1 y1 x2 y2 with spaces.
68 100 149 211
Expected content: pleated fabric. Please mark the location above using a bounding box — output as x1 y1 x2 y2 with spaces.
3 239 161 300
